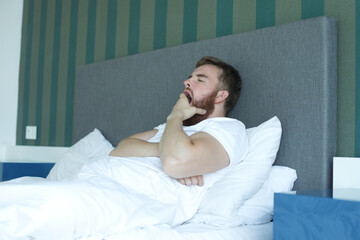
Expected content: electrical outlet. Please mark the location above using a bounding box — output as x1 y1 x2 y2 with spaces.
25 126 37 140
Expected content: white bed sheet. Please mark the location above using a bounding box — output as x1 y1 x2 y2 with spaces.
0 157 209 239
0 175 273 240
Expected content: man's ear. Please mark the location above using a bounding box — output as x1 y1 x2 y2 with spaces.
215 90 229 103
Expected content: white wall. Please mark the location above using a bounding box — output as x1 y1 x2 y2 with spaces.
0 0 23 145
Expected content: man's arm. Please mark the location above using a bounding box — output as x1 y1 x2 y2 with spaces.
109 130 159 157
159 94 230 178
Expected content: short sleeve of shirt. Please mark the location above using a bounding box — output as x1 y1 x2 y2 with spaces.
196 118 249 167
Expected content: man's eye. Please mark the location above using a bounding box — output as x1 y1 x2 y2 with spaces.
198 79 204 82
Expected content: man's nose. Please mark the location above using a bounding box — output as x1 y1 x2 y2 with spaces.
184 78 191 87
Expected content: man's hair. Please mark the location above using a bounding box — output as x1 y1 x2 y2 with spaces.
196 56 242 115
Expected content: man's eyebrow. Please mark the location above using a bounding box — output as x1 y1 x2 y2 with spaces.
196 73 209 78
187 73 209 79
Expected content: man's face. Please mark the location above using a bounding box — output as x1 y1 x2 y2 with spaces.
182 64 221 126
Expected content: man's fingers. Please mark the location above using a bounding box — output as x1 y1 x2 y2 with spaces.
178 178 185 185
197 175 204 186
177 176 204 186
195 108 206 115
190 176 198 185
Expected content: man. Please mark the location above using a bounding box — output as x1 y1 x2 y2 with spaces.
110 56 249 186
0 57 249 239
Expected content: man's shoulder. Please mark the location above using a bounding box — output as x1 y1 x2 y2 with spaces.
190 118 246 139
199 117 245 129
156 118 246 136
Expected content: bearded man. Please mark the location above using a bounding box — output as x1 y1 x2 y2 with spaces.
110 56 249 186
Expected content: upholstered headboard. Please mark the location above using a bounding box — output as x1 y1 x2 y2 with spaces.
74 16 337 191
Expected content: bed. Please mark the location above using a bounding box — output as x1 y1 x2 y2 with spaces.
71 16 337 239
0 16 337 239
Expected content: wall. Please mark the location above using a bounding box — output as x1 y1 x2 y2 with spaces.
0 0 23 145
16 0 360 157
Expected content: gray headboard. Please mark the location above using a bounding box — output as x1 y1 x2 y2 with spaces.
74 16 337 191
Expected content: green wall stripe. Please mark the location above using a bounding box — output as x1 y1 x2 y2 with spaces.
154 0 167 50
256 0 275 29
22 0 34 144
34 0 48 146
75 0 88 66
355 0 360 156
115 0 130 57
233 0 256 33
183 0 198 44
56 1 68 146
55 0 71 146
106 0 117 60
275 0 301 25
48 0 62 146
86 0 97 64
128 0 141 55
166 0 183 47
20 0 34 145
301 0 324 19
216 0 233 37
65 0 79 146
139 0 155 53
27 0 42 146
197 0 216 41
325 0 356 156
40 0 56 146
94 0 107 62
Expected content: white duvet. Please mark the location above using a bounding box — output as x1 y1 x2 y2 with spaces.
0 118 289 239
0 156 213 239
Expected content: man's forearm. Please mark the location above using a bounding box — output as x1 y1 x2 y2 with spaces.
110 138 159 157
159 116 194 177
159 93 207 178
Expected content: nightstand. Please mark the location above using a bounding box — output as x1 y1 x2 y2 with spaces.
0 145 67 181
273 189 360 240
0 162 55 181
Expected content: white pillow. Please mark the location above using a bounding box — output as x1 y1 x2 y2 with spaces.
235 165 297 225
195 116 282 221
191 165 296 226
46 128 114 181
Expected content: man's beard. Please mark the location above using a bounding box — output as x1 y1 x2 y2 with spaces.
183 90 218 126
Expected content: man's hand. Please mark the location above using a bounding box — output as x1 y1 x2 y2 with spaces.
167 93 206 121
177 175 204 186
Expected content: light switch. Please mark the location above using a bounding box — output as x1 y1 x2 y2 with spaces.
25 126 37 140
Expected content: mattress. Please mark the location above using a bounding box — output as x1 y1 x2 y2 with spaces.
84 220 273 240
